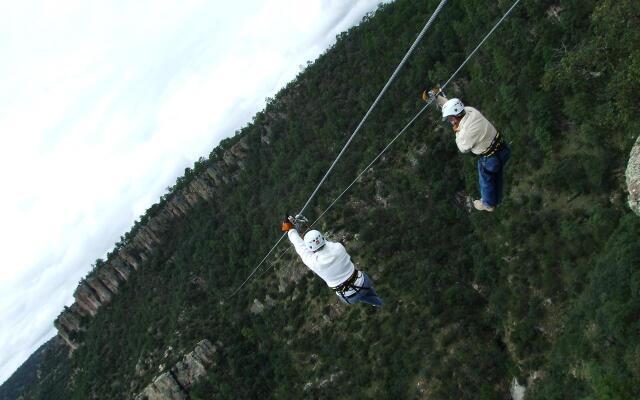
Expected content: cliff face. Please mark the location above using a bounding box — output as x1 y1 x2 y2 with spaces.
54 133 257 350
627 134 640 216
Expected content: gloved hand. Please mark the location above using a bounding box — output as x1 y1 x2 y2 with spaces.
281 215 295 232
421 86 442 102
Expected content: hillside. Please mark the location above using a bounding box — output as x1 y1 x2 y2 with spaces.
2 0 640 399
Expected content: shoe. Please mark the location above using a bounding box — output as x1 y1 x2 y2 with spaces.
473 199 495 212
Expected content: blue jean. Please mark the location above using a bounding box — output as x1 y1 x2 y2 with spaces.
477 144 511 207
336 272 383 307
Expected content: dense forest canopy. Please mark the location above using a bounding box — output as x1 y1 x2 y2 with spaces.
2 0 639 399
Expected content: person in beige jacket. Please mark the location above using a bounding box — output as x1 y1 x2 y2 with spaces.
424 89 511 212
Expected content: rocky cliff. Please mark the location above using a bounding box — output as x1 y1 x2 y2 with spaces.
135 340 218 400
627 134 640 216
54 129 261 350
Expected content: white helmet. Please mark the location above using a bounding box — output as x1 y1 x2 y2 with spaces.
442 98 465 121
304 230 326 252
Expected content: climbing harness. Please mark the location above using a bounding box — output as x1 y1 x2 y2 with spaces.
332 269 360 292
332 270 370 304
479 131 504 157
227 0 523 299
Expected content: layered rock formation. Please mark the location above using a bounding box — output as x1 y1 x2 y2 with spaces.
54 135 257 350
627 134 640 216
135 340 218 400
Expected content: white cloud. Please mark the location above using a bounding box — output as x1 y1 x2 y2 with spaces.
0 0 392 385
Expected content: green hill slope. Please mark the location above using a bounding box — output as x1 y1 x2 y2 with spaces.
3 0 640 399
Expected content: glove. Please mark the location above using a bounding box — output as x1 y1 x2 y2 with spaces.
281 215 294 232
421 88 432 102
421 86 442 102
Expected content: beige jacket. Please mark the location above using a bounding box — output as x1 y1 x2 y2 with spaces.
437 96 498 155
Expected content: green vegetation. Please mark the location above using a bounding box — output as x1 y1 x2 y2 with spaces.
2 0 639 399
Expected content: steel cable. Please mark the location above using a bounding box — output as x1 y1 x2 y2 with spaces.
227 0 522 298
225 1 449 299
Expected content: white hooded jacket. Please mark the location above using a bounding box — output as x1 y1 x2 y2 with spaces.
287 229 357 288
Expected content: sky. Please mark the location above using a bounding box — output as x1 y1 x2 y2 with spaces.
0 0 391 385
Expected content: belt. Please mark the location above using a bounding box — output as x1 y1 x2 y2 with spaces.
332 269 360 293
479 131 503 157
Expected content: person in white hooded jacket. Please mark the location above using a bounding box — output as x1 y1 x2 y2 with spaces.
281 219 382 307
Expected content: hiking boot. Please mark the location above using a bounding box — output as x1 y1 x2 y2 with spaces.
473 199 495 212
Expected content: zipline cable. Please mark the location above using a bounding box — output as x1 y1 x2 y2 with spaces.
225 1 449 300
251 0 523 282
309 0 523 227
225 232 287 299
296 0 449 218
227 0 522 298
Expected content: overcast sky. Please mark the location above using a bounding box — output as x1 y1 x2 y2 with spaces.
0 0 391 385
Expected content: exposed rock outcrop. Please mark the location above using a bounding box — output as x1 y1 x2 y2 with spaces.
73 281 101 317
135 340 217 400
110 259 133 281
119 247 141 271
54 131 260 349
136 372 186 400
95 263 123 294
250 299 265 315
54 308 81 350
85 276 113 304
627 134 640 216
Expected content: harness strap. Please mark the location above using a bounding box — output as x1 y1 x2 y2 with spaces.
334 270 373 300
479 131 503 157
331 269 359 292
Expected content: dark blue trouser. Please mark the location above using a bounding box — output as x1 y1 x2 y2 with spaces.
477 144 511 207
336 272 383 307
